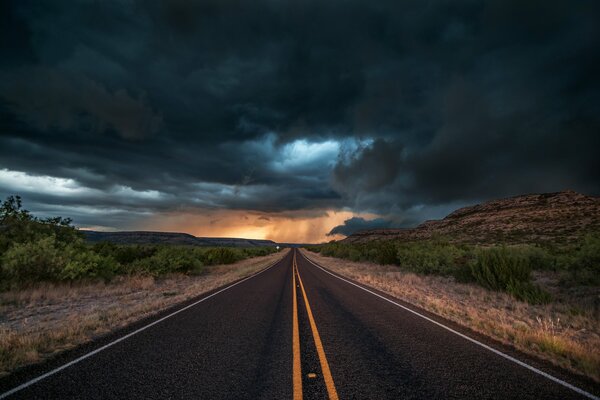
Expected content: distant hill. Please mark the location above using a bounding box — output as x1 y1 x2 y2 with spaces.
82 230 279 247
343 191 600 245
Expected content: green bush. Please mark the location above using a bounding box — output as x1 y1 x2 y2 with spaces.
0 236 120 286
201 247 243 265
92 242 157 265
506 280 552 304
557 234 600 286
60 250 118 281
1 236 66 285
575 234 600 270
132 247 204 276
470 247 531 290
396 241 468 275
470 247 551 304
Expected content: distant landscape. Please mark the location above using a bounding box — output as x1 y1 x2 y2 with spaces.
82 230 279 248
342 190 599 245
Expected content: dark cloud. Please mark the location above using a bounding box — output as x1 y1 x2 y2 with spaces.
0 0 598 232
327 217 393 237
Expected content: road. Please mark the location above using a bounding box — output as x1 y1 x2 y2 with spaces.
0 249 598 399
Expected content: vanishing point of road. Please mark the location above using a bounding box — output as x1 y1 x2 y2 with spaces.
1 249 598 399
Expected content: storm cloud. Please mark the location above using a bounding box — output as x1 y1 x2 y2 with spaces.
1 0 598 240
327 217 393 237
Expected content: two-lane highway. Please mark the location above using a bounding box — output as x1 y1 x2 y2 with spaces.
1 248 598 399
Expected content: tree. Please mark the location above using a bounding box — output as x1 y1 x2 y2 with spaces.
0 195 32 225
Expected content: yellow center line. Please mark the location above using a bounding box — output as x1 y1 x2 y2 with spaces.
292 252 303 400
295 252 340 400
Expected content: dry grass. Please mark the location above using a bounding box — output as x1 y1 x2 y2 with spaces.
302 249 600 382
0 250 287 377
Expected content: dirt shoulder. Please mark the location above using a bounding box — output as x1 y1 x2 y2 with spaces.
302 249 600 383
0 250 287 377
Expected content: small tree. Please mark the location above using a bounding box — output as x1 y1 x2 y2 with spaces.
0 195 32 225
0 195 81 256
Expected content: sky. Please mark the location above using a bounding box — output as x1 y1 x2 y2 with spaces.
1 0 599 243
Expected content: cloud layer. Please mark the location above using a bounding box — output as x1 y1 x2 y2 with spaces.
1 0 598 241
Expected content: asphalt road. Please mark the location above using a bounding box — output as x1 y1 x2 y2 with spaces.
0 249 598 399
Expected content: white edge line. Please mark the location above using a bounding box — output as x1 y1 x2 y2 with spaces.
299 251 600 400
0 253 287 399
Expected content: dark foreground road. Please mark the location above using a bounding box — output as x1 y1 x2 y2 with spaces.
1 249 598 399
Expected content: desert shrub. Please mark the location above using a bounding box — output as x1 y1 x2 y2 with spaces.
575 234 600 270
241 247 277 257
92 242 157 265
558 234 600 286
1 236 66 285
506 280 552 304
514 245 555 270
470 247 551 303
470 247 531 290
60 250 118 281
0 236 119 286
201 247 243 265
396 241 469 275
311 240 471 273
372 241 398 264
132 247 204 276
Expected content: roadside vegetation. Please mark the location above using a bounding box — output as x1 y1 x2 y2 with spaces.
304 234 600 381
306 236 600 305
0 195 283 376
303 248 600 382
0 195 277 290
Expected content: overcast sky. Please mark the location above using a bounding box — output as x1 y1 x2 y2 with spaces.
1 0 599 243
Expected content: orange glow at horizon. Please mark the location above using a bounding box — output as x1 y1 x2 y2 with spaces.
133 209 379 243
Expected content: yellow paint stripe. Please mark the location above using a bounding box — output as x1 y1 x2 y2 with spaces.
292 252 303 400
295 253 340 400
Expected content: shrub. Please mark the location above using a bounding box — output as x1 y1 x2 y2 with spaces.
1 236 66 285
470 247 531 290
92 242 157 265
470 247 551 304
396 241 468 275
132 247 204 276
553 234 600 286
575 234 600 271
201 247 243 265
60 250 119 281
506 280 552 304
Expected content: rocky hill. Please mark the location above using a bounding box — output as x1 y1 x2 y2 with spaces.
82 230 278 247
343 191 600 244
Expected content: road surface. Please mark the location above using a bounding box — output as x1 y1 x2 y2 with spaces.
0 249 598 399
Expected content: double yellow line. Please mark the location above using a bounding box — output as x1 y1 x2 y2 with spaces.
292 250 339 400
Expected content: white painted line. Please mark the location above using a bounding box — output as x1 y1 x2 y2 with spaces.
299 251 600 400
0 253 287 399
